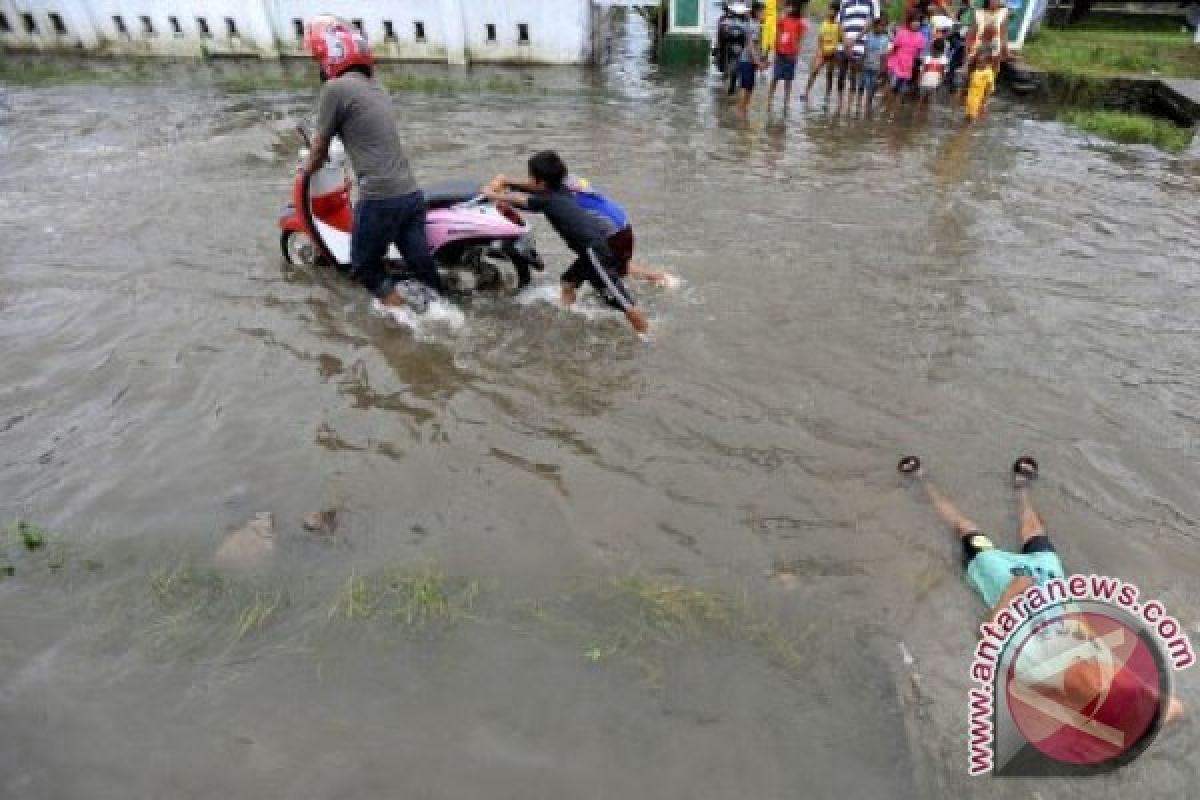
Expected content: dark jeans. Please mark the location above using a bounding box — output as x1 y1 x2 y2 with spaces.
349 191 442 299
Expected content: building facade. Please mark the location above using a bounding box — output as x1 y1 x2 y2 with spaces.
0 0 596 63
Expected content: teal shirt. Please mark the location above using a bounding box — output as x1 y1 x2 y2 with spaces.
966 549 1065 609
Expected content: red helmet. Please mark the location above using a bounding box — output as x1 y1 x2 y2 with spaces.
304 15 374 79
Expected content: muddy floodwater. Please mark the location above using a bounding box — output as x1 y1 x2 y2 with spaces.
2 18 1200 800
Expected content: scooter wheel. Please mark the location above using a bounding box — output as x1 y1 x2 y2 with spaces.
281 231 322 267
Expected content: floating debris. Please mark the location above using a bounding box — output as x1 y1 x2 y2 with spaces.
215 512 275 571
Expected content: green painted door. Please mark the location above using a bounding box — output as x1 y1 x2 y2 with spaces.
673 0 700 28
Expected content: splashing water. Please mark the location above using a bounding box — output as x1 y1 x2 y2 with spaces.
372 297 467 335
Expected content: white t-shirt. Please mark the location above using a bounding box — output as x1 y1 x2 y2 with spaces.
919 54 948 89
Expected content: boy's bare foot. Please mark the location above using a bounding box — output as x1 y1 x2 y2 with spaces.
626 308 650 334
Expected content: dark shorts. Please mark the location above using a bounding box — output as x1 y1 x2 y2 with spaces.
737 60 757 92
962 531 1056 568
773 55 797 82
890 74 913 93
607 226 635 267
562 248 636 313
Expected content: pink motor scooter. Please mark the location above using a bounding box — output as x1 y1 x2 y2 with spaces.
279 132 543 292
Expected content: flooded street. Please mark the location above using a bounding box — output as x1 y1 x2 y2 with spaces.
2 16 1200 799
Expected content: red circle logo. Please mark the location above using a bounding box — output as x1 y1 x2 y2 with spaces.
1005 609 1163 767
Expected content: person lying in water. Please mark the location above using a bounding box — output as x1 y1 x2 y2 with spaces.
483 151 651 334
899 455 1184 725
485 172 674 289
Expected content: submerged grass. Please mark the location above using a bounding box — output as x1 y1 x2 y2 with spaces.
144 559 288 652
1 520 64 577
529 575 813 689
221 70 543 96
1062 109 1193 153
1023 26 1200 79
328 564 480 631
0 59 160 87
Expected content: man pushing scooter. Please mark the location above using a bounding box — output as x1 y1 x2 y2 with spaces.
301 15 442 315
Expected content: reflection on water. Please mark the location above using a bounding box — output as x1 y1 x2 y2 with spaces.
2 13 1199 800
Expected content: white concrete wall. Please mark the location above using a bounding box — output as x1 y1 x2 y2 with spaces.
0 0 99 49
80 0 276 56
462 0 591 64
263 0 453 63
0 0 595 63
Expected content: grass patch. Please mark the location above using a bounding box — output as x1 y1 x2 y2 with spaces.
527 575 813 689
0 59 159 87
1023 26 1200 79
144 559 288 652
221 70 540 96
1063 109 1194 153
1 520 63 577
328 564 480 631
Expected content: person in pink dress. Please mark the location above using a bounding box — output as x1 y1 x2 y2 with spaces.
882 12 927 111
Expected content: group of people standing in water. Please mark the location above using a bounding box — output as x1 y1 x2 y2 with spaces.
718 0 1011 121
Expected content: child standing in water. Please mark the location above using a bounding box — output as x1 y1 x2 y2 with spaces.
736 2 769 118
805 4 842 106
484 152 650 334
767 2 810 114
964 53 995 123
883 13 926 111
917 37 949 111
861 17 892 111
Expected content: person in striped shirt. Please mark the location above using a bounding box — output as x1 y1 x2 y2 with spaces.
836 0 880 114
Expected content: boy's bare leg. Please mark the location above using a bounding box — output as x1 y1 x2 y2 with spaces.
625 307 650 334
804 55 823 101
1013 457 1046 545
899 457 980 538
767 79 779 112
561 282 577 308
736 88 751 118
782 80 793 113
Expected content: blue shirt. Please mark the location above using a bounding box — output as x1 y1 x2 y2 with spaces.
863 31 891 70
573 187 629 236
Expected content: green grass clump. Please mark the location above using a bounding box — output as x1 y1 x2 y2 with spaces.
328 564 479 630
1063 109 1194 153
1 520 57 577
145 559 287 651
1023 26 1200 79
219 70 539 96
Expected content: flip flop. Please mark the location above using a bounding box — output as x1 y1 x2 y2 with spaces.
897 455 922 475
1013 456 1039 484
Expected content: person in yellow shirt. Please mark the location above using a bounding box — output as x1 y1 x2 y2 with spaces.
804 3 842 105
964 54 995 123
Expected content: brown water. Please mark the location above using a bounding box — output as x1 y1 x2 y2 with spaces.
2 18 1200 800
